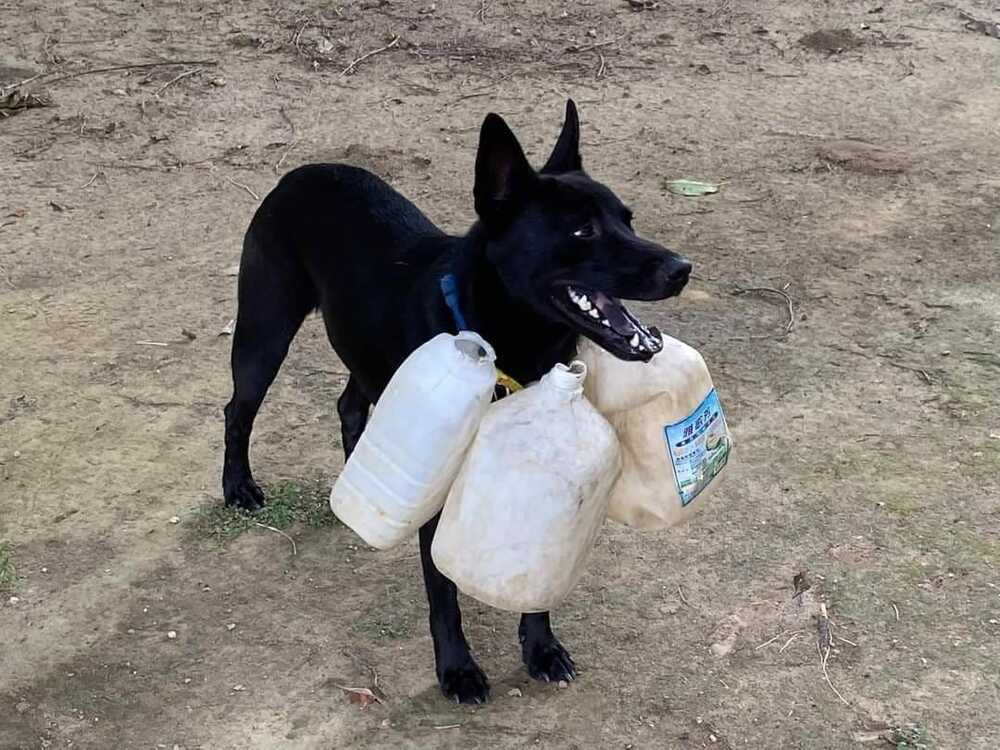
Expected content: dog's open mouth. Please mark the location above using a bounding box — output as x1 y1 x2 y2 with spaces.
555 285 664 360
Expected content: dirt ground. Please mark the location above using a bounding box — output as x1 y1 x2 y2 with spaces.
2 0 999 748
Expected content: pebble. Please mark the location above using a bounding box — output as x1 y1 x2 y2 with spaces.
166 630 177 639
183 678 192 684
557 680 569 689
8 596 19 604
232 684 245 691
13 450 20 458
169 516 180 524
507 687 522 697
226 623 236 631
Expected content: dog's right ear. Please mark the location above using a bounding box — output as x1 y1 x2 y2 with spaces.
474 113 537 224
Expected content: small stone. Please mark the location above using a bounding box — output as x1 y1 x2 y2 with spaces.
169 516 180 524
659 601 681 616
12 450 20 458
210 77 227 87
112 88 127 96
557 680 568 689
709 734 718 743
8 596 19 604
127 628 135 634
183 678 192 684
226 623 236 631
41 567 48 573
507 687 522 697
233 684 245 691
166 630 177 639
15 700 30 713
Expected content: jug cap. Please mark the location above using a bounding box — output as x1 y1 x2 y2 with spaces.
453 331 496 365
547 360 587 392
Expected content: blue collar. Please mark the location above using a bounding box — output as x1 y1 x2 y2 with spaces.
439 273 468 331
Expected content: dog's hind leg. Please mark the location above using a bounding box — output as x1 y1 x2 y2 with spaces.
419 514 490 704
336 376 370 460
519 612 576 683
223 245 314 510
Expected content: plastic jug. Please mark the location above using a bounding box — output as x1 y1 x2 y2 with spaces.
431 361 621 613
330 332 497 549
576 336 732 530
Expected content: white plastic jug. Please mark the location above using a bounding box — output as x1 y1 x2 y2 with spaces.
576 336 733 530
330 332 497 549
431 361 621 613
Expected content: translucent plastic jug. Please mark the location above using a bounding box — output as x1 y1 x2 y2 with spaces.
576 336 732 530
330 332 497 549
431 361 621 613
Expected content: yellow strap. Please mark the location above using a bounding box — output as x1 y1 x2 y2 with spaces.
496 369 523 394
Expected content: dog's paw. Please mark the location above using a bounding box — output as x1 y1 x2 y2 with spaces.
522 636 576 684
223 475 266 511
439 660 490 704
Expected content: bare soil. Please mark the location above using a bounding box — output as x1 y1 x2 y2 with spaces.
2 1 999 748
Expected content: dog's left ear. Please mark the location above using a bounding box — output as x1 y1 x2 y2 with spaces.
540 99 582 174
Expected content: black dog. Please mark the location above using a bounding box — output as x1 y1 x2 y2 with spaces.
222 100 691 703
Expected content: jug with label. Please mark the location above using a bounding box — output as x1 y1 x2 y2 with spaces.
576 336 732 530
431 361 621 613
330 332 497 549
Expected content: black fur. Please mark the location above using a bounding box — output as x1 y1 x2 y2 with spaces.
222 100 690 704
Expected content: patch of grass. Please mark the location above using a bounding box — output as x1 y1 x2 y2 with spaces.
887 725 931 749
351 583 418 641
0 542 17 592
190 479 338 545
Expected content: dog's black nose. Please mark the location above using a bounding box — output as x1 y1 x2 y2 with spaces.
667 259 692 287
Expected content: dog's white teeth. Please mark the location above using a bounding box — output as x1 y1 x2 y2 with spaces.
601 319 611 327
630 333 640 348
577 297 592 312
588 308 600 319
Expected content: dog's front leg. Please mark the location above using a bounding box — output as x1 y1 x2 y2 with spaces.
418 514 490 703
519 612 576 683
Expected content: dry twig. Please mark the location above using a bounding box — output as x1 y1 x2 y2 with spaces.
817 603 850 705
755 630 789 650
341 35 400 77
275 107 297 173
882 359 933 385
255 522 297 555
568 37 623 53
155 67 202 96
225 175 260 201
3 59 218 93
734 284 796 333
677 584 691 607
779 632 801 652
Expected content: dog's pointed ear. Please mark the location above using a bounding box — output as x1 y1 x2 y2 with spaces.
540 99 582 174
474 113 537 222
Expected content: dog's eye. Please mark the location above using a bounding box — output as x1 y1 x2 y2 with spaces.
573 222 596 239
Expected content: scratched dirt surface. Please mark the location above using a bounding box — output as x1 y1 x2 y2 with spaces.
2 1 999 748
